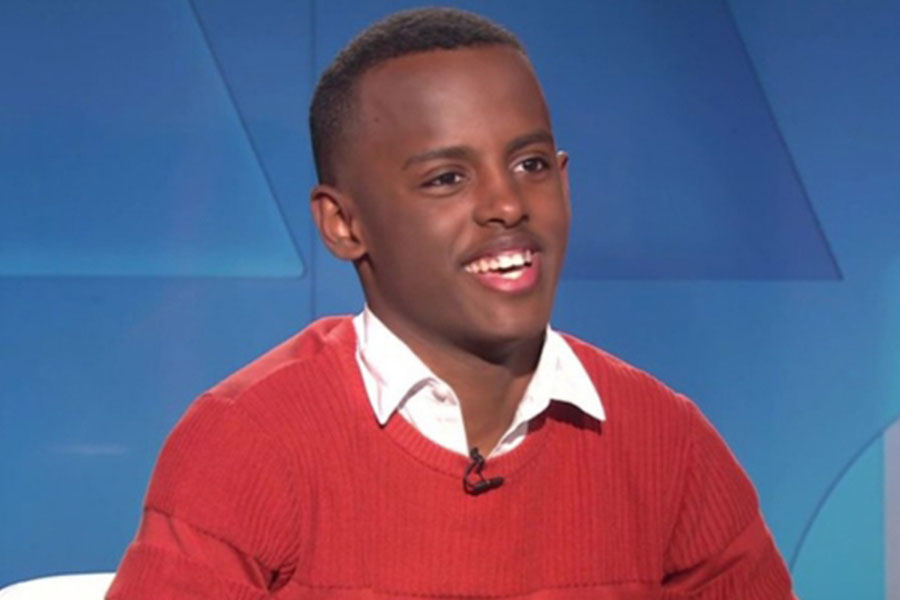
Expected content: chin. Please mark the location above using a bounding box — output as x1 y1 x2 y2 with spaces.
471 308 548 348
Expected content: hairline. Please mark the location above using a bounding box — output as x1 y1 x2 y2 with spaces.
329 43 530 186
310 8 526 185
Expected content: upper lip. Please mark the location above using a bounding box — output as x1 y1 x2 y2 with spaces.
460 233 543 267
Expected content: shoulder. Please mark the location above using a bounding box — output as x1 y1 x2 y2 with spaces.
137 318 359 569
558 333 766 556
207 315 357 404
144 391 307 568
559 331 697 434
162 314 361 477
144 316 357 536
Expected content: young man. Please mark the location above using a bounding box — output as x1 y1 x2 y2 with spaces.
109 8 796 599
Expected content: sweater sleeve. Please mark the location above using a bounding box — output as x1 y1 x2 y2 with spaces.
107 393 303 599
661 401 796 600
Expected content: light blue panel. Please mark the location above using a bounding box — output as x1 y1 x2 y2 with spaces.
0 278 311 586
187 0 361 317
723 0 900 580
886 419 900 598
792 437 884 599
312 0 837 281
189 0 317 286
0 1 302 276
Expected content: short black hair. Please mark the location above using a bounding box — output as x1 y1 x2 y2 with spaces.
309 7 524 184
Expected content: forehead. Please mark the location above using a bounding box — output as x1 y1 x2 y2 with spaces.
348 46 552 166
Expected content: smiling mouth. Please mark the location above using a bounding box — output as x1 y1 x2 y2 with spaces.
462 249 540 291
464 249 533 277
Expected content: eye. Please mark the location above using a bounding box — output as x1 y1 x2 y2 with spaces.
423 171 465 187
513 156 550 173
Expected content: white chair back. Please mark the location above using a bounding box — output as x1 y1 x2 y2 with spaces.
0 573 115 599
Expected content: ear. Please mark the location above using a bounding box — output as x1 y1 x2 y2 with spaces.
556 149 571 204
310 184 367 261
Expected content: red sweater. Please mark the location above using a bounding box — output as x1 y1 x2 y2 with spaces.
109 317 794 599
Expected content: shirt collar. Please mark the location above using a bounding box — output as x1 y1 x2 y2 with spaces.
521 324 606 423
353 307 438 425
353 305 605 426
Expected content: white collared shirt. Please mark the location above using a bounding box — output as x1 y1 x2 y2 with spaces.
353 306 605 458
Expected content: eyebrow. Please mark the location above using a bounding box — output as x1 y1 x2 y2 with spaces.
505 130 555 155
401 129 556 170
403 145 473 170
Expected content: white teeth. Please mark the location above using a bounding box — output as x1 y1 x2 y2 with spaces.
466 250 535 274
500 269 525 280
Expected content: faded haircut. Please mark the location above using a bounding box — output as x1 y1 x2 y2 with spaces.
309 7 524 184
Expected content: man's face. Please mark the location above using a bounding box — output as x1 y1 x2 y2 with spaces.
336 46 570 358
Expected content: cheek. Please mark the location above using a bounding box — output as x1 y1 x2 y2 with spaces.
559 207 572 246
552 183 572 236
366 204 464 273
535 192 571 239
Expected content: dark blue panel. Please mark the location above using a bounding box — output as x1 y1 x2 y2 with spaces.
0 1 302 276
0 278 311 585
529 2 839 280
313 0 839 280
728 0 900 278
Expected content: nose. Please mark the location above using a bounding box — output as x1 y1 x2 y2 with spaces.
472 168 527 228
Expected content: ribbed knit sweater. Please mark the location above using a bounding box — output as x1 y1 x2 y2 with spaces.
109 316 795 599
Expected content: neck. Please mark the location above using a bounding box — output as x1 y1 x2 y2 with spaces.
369 308 545 455
438 338 542 455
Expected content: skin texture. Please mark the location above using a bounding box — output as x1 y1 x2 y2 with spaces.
311 46 571 453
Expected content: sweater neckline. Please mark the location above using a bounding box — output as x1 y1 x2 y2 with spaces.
326 317 559 480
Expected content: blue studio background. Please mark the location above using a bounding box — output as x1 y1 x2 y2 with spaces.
1 1 898 597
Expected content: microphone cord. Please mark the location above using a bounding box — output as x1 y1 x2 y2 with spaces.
463 447 504 495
